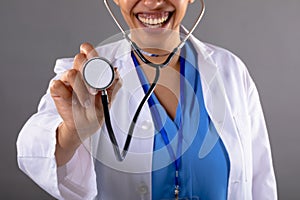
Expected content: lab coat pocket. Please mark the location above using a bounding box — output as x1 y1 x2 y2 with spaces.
233 114 252 183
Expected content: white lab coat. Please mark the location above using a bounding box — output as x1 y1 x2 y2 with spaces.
17 32 277 199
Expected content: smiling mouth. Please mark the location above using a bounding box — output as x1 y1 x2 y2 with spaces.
136 11 173 28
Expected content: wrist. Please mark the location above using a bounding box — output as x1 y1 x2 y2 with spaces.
57 122 82 151
55 123 82 166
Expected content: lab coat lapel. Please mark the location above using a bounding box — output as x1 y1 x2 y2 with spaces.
189 36 245 196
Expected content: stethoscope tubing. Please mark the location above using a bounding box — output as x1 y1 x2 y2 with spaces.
98 0 205 161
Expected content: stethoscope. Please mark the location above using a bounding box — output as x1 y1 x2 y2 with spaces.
82 0 205 161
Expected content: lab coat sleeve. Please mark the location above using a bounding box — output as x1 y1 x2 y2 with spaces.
16 58 97 199
247 80 278 199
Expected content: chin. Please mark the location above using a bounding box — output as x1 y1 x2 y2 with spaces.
130 27 180 51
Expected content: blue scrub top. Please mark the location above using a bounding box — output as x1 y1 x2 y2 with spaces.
132 41 230 200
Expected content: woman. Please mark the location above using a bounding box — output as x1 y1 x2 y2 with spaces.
17 0 277 199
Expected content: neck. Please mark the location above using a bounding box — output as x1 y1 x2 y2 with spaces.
134 49 180 71
130 29 182 69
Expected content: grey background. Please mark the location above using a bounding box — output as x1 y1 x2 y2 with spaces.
0 0 299 199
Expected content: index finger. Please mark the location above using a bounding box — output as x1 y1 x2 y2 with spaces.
80 42 98 59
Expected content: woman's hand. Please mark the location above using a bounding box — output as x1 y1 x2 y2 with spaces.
50 43 122 166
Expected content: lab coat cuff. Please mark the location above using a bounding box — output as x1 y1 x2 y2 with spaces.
17 114 63 158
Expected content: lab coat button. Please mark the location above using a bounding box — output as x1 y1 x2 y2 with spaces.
138 185 148 194
141 120 152 130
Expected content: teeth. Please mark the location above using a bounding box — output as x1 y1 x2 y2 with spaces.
137 13 170 27
150 18 154 24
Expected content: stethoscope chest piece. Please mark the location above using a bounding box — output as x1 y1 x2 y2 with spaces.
83 57 114 91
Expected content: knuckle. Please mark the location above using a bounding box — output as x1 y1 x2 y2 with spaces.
73 53 87 71
50 80 58 91
74 53 86 61
50 80 60 89
50 80 62 95
67 69 78 80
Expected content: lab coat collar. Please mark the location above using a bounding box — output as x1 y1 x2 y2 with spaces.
105 27 226 127
96 26 232 130
108 25 216 68
107 28 224 123
180 25 215 60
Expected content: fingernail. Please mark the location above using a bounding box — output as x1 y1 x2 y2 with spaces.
63 81 70 86
84 99 91 108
